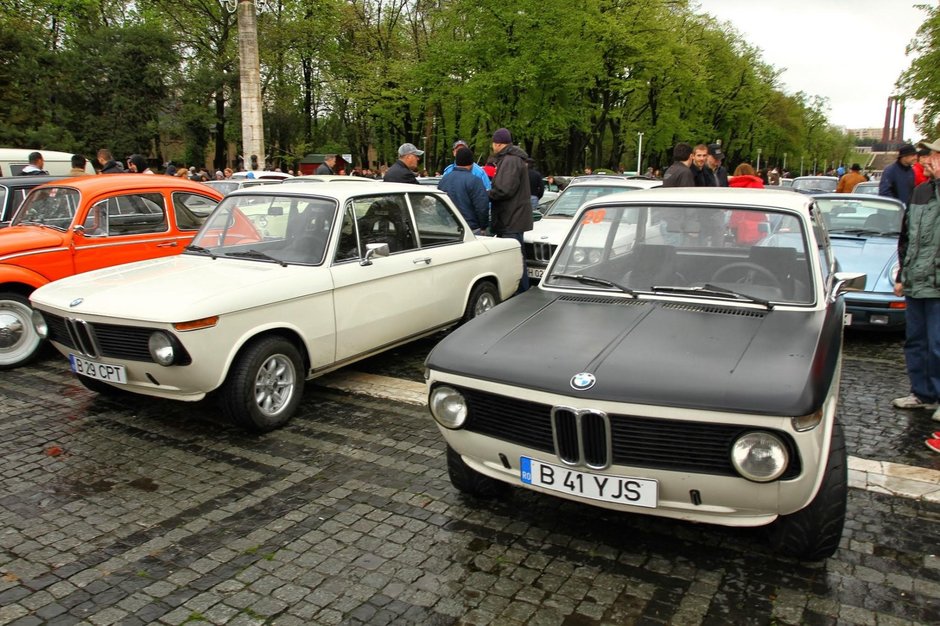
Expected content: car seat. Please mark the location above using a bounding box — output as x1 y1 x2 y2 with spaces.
358 200 413 253
625 244 681 289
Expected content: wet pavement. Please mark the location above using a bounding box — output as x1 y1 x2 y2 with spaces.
0 331 938 625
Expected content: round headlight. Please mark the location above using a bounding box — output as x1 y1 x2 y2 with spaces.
148 331 176 366
588 249 602 264
572 248 586 264
31 309 48 339
429 385 468 429
731 431 788 482
891 262 900 283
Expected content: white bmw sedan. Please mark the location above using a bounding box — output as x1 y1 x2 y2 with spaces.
31 182 522 431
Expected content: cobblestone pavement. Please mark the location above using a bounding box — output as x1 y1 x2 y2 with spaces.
0 333 938 626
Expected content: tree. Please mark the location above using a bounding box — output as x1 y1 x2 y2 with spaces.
898 3 940 138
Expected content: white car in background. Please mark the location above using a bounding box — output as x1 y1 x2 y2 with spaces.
31 182 522 432
525 176 661 281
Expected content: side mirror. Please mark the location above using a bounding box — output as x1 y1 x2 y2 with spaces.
360 243 390 266
830 271 866 302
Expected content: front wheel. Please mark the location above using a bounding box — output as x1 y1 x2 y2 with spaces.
462 282 500 324
768 419 847 560
219 336 304 432
0 292 42 370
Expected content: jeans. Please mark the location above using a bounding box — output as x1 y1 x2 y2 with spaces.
498 231 529 294
903 296 940 402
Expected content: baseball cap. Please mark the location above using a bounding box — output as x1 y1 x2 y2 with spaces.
398 143 424 157
452 139 469 150
919 139 940 152
707 143 723 159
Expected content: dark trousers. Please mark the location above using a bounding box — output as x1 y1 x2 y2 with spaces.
904 296 940 402
498 231 529 294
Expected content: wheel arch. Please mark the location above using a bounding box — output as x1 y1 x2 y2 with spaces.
215 325 312 392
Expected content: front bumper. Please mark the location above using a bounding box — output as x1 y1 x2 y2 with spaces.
429 372 836 527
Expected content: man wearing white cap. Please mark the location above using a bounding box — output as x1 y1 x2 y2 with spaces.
383 143 424 184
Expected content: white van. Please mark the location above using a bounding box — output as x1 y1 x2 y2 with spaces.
0 148 94 176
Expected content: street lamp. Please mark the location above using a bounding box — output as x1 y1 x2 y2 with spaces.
783 152 787 171
222 0 266 171
756 148 762 171
800 155 804 177
636 132 644 175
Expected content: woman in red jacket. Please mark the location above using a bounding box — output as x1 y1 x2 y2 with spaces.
728 163 768 245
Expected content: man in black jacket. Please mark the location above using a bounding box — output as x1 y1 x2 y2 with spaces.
19 152 47 175
489 127 532 293
527 158 544 208
97 148 124 174
383 144 423 184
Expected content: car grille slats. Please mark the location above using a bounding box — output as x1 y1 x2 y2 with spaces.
460 387 801 478
42 312 154 362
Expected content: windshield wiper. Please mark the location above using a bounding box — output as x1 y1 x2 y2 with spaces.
184 244 217 259
549 273 636 296
836 228 881 236
225 249 288 267
650 284 774 310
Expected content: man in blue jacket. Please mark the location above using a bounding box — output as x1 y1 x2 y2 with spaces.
879 144 917 205
438 147 489 235
442 140 491 191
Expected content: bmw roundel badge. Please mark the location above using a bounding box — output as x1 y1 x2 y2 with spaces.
69 298 84 308
570 372 596 391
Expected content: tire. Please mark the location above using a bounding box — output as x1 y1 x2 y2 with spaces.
462 282 500 324
446 445 507 498
219 336 304 433
768 419 847 561
0 292 42 370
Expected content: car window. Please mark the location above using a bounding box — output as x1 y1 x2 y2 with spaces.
355 194 417 253
548 204 815 305
13 187 80 230
547 185 637 217
814 197 902 234
810 207 834 285
84 193 168 236
410 193 463 246
335 203 361 262
172 192 217 229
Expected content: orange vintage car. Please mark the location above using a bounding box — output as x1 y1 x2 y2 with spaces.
0 174 222 368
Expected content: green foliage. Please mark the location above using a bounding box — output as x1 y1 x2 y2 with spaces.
898 3 940 138
1 0 865 175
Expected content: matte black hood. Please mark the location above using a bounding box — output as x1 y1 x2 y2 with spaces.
427 290 843 416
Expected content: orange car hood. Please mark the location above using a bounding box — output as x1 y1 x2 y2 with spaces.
0 226 67 258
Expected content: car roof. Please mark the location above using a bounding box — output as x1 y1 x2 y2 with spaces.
36 173 225 196
586 186 816 214
226 181 443 200
0 175 71 186
281 175 377 183
566 175 661 189
812 192 903 207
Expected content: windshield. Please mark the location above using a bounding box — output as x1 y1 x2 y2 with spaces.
190 193 337 265
814 197 902 235
546 184 646 217
546 203 814 305
11 187 81 230
792 177 837 193
851 183 879 195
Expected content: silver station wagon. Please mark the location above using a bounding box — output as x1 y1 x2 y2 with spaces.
426 187 865 560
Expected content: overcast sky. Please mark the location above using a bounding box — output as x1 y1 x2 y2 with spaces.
695 0 928 140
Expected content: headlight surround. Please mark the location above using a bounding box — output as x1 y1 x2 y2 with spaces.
148 331 177 366
731 431 788 482
429 385 468 429
31 310 48 339
572 248 586 264
588 249 602 264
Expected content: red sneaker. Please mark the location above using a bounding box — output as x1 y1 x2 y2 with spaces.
933 432 940 440
926 439 940 453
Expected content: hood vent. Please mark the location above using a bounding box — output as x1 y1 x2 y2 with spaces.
558 295 647 307
662 302 766 318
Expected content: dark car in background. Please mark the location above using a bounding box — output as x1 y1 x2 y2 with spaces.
0 176 69 227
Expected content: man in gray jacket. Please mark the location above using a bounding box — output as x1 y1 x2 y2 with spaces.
488 128 532 293
892 139 940 453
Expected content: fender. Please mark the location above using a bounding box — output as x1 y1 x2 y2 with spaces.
0 264 52 292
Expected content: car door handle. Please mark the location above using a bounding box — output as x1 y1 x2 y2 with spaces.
413 257 431 265
157 241 178 248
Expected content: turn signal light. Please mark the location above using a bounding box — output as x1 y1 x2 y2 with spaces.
173 316 219 332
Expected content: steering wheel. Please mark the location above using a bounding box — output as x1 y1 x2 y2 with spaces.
710 262 781 289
